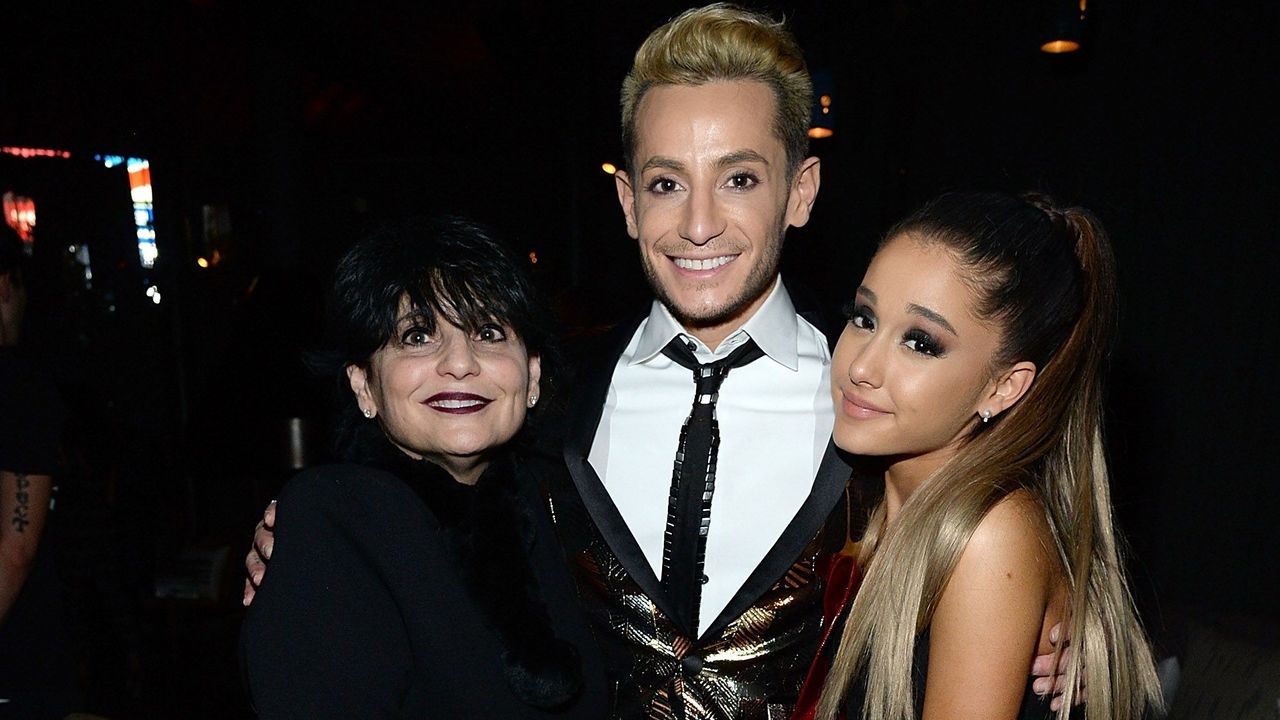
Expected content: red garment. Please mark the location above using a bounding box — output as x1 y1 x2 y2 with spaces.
791 549 861 720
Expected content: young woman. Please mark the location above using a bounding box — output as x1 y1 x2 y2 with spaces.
817 192 1162 720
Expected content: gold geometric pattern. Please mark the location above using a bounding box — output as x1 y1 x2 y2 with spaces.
572 530 832 719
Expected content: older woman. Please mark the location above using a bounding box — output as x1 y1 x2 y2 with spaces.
240 217 605 718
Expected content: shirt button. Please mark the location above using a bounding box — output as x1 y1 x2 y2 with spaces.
700 574 709 585
682 653 704 675
685 340 697 352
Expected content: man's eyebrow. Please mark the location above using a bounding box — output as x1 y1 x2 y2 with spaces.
640 156 685 173
717 149 770 168
639 150 770 174
908 303 958 336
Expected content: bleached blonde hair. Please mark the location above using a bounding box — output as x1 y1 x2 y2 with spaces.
620 3 812 175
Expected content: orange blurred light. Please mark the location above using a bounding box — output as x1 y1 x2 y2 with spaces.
197 257 210 268
1040 39 1081 53
601 162 618 175
808 127 834 139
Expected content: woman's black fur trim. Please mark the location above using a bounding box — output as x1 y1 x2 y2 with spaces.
356 425 583 709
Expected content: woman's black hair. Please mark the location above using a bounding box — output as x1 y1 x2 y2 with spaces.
315 215 556 460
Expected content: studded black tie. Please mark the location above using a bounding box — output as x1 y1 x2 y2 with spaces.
659 335 765 634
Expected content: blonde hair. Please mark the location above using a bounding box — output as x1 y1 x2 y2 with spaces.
818 192 1162 720
620 3 812 175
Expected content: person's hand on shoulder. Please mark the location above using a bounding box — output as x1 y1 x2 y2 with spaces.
242 499 276 606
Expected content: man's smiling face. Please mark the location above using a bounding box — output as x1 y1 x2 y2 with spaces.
615 79 820 347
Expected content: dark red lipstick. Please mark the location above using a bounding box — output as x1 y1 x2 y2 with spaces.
423 392 490 414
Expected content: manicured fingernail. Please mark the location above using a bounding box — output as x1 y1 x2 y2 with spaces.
1033 678 1048 695
1050 698 1062 711
1050 625 1060 643
264 543 273 557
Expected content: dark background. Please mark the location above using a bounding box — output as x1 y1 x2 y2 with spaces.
1 1 1277 717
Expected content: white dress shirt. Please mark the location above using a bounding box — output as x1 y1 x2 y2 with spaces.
588 279 835 636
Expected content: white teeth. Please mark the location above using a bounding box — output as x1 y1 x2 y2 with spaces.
429 399 485 409
673 255 734 270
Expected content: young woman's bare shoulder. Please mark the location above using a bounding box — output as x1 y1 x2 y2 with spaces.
923 490 1062 718
956 488 1058 590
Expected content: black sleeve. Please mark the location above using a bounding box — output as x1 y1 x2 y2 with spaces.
0 360 64 476
240 467 418 719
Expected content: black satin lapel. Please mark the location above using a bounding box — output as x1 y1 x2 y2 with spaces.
562 316 684 629
701 438 852 640
563 452 682 627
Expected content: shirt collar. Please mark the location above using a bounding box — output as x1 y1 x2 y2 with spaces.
630 278 801 370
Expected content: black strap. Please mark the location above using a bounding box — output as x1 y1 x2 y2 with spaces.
659 336 764 634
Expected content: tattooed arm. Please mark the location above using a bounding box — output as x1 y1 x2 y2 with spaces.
0 470 52 625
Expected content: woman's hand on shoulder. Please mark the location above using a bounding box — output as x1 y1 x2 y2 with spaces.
922 490 1058 720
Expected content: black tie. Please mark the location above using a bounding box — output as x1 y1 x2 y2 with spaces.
659 335 765 634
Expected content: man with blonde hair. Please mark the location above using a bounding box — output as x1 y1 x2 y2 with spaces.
551 5 844 716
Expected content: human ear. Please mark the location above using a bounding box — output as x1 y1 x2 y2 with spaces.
981 361 1038 420
346 364 375 417
526 354 542 407
614 170 639 240
784 156 822 229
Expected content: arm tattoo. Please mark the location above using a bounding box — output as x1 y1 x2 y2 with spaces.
10 473 30 533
